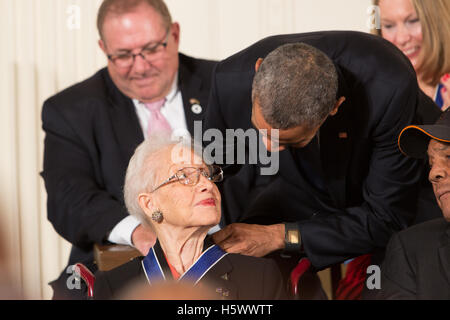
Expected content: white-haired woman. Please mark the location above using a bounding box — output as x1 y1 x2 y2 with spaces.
93 137 287 299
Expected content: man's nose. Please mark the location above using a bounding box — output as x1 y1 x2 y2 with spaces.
131 53 151 73
429 162 448 183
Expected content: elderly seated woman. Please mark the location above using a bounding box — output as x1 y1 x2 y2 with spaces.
93 136 287 300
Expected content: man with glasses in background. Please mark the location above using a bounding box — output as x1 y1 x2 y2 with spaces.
41 0 216 299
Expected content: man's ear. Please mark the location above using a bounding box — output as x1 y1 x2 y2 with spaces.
98 39 106 54
255 58 264 72
330 96 346 116
171 22 181 46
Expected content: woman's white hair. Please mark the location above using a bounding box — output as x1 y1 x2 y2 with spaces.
123 134 204 224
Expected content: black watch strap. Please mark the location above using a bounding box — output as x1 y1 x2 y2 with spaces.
284 222 302 252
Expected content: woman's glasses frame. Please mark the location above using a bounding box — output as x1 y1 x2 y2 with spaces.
150 165 223 193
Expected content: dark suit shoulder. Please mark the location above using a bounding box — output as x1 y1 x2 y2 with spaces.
41 67 133 138
388 218 449 271
45 68 110 106
215 31 414 81
396 218 449 250
179 53 217 80
41 68 116 131
381 218 450 299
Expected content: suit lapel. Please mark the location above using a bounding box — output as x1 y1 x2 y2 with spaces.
438 225 450 286
319 68 353 209
178 56 208 136
319 99 352 209
277 105 352 209
103 69 144 164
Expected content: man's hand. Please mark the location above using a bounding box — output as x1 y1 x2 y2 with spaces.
131 224 156 255
212 223 285 257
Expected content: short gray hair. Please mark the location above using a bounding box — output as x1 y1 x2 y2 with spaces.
252 43 338 129
123 135 204 224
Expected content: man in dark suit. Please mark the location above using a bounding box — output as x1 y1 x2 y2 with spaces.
41 0 216 299
203 31 441 298
379 109 450 299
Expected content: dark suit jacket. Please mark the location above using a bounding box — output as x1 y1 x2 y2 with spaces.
41 54 217 296
93 252 287 300
203 31 441 270
380 218 450 299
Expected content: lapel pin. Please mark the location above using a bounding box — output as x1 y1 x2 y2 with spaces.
339 132 348 139
220 273 229 281
190 98 202 114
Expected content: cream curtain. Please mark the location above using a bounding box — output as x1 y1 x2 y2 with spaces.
0 0 370 299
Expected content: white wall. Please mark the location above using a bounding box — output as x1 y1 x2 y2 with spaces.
0 0 372 299
168 0 372 60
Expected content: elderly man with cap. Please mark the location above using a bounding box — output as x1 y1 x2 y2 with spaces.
380 109 450 299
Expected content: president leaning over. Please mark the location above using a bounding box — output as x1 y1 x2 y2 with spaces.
203 31 441 298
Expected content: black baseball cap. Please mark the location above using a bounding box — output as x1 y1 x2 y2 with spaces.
398 109 450 159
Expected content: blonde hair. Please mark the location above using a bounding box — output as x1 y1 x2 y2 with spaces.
413 0 450 86
373 0 450 86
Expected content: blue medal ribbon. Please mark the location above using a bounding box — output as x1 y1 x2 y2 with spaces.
142 243 228 285
435 83 444 109
142 246 166 285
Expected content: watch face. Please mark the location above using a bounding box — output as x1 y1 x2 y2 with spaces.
287 230 299 244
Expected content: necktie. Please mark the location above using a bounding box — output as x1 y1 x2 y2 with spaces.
144 99 172 137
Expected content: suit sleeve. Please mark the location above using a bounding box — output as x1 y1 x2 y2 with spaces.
41 99 128 249
379 232 417 299
298 78 423 268
416 89 442 125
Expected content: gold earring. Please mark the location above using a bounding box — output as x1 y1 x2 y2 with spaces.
151 209 163 223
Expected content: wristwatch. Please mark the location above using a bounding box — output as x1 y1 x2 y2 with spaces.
284 222 302 252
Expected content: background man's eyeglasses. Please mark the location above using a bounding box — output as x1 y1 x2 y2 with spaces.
107 29 170 68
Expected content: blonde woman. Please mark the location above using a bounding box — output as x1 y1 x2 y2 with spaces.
374 0 450 110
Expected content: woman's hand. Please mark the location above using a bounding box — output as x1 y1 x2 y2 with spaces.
441 73 450 111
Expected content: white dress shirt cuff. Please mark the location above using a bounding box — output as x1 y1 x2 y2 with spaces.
107 215 141 246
